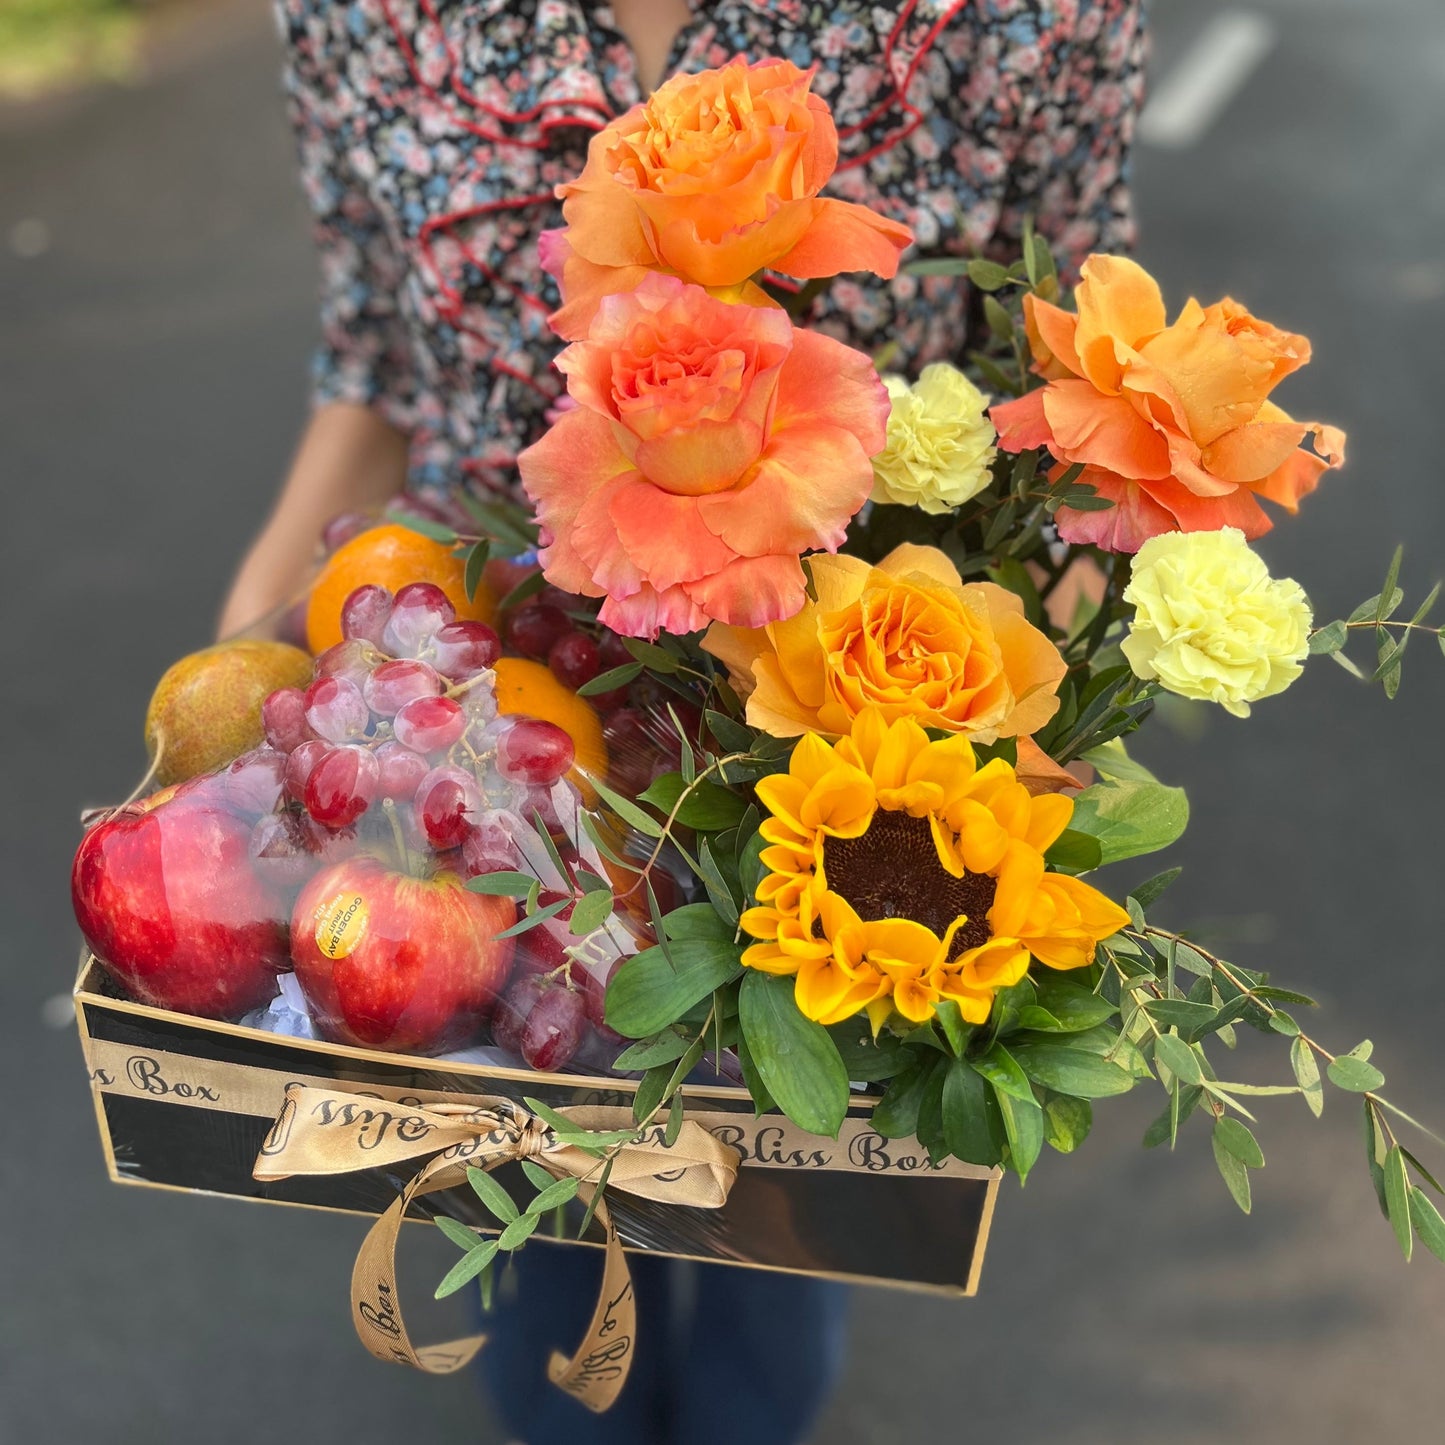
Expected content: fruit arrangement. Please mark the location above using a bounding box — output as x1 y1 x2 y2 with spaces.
73 518 699 1069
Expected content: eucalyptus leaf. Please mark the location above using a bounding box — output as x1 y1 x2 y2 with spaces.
1408 1187 1445 1263
1212 1127 1253 1213
467 1167 518 1224
1327 1056 1386 1093
1154 1033 1202 1086
1291 1036 1324 1117
1214 1116 1265 1169
434 1240 499 1299
1384 1145 1414 1260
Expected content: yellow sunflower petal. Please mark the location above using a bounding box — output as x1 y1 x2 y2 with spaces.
988 840 1046 936
801 763 877 837
1024 791 1075 854
741 941 799 975
795 956 891 1026
935 975 996 1024
954 937 1031 990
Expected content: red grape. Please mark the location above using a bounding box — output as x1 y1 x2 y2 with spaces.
579 957 625 1038
382 582 455 656
248 811 320 890
496 717 575 785
363 658 442 717
415 766 482 849
313 640 375 689
460 812 519 877
521 985 586 1071
506 603 571 660
261 687 314 753
513 925 571 982
597 631 633 671
373 740 430 801
222 748 287 818
340 584 394 646
548 632 600 689
284 739 332 801
322 512 373 553
428 620 501 681
304 676 370 743
393 694 466 753
492 976 547 1056
601 708 654 794
304 744 380 828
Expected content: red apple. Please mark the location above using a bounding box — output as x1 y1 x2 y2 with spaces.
72 794 290 1019
290 857 517 1054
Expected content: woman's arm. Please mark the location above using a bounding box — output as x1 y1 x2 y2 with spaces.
217 402 407 637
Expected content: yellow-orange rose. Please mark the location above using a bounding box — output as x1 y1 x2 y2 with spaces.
544 57 913 339
703 544 1066 742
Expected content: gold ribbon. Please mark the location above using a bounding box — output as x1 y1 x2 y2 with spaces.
252 1084 740 1412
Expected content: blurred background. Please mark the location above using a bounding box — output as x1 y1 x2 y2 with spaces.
3 0 1443 1439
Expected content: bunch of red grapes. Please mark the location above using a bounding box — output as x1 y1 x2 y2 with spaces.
239 576 689 1072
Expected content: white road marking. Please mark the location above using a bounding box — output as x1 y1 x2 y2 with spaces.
1138 11 1279 149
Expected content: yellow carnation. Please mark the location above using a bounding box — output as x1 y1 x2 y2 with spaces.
1121 528 1312 717
871 363 997 514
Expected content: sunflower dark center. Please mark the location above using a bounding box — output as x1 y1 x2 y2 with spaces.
821 810 996 962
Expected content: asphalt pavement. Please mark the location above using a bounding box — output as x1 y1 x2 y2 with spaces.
2 2 1443 1441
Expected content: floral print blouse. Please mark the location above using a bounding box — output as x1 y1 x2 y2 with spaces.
276 0 1147 497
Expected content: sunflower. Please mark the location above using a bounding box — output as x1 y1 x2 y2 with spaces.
739 709 1130 1030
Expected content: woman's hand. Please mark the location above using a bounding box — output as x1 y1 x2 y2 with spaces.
218 403 409 638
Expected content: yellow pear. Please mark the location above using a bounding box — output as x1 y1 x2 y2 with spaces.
144 640 313 785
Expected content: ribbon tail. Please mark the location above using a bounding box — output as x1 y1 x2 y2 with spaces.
545 1194 637 1413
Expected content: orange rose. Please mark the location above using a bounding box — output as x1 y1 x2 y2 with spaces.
544 57 913 339
517 274 888 637
702 543 1066 742
990 256 1346 552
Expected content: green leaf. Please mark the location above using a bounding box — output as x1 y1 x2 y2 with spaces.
592 777 667 839
1010 1043 1135 1098
1327 1056 1386 1093
492 897 572 939
1384 1145 1414 1260
1268 1010 1300 1038
1291 1036 1324 1117
1017 978 1116 1034
434 1215 479 1252
529 1175 581 1215
697 840 741 926
1068 779 1189 865
662 903 736 944
622 637 681 673
520 1160 553 1194
605 940 742 1038
465 870 543 896
1408 1187 1445 1263
735 1036 777 1118
498 1212 541 1250
941 1056 1001 1165
463 539 489 603
613 1028 693 1071
971 1043 1035 1103
576 1156 615 1241
1154 1032 1203 1086
467 1167 519 1224
737 972 850 1138
1144 999 1219 1037
1363 1100 1389 1216
639 772 748 831
568 888 614 937
1043 829 1104 874
982 293 1014 342
870 1055 938 1139
965 258 1011 291
904 256 974 278
392 513 458 544
1308 620 1349 655
1214 1116 1265 1169
933 1000 972 1057
435 1240 499 1299
576 662 642 697
1129 866 1183 911
1043 1094 1092 1154
995 1085 1045 1183
1212 1128 1253 1213
1378 546 1404 624
827 1024 912 1083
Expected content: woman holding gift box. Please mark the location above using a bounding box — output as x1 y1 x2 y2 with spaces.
222 2 1146 1440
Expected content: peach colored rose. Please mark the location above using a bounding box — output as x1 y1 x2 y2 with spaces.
702 544 1066 742
990 256 1346 552
517 273 888 637
544 57 913 339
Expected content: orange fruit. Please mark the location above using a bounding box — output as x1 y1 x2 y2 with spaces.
305 523 495 654
492 657 608 799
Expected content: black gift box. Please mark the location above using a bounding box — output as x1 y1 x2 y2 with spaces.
76 956 999 1293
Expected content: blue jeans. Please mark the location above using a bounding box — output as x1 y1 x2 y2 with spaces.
474 1243 850 1444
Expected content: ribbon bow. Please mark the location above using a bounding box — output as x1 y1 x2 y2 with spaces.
253 1084 740 1412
